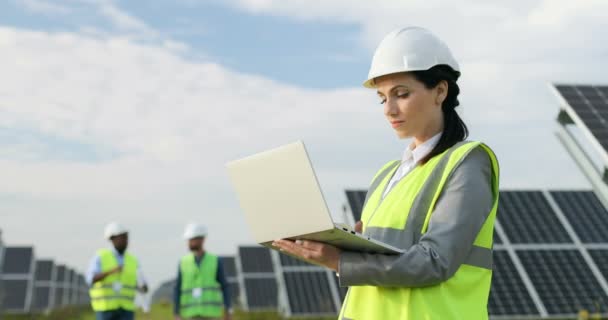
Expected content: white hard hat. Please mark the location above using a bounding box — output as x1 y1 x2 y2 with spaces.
183 223 207 240
364 26 460 88
104 222 128 239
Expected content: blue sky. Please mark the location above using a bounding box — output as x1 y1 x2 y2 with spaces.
2 0 366 88
1 0 607 294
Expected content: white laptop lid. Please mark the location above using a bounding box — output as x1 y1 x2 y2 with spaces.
226 141 335 243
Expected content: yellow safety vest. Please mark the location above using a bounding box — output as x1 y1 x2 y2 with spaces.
89 249 138 311
339 141 500 319
179 253 224 318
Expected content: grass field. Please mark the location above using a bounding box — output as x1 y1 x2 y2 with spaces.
1 304 336 320
3 304 602 320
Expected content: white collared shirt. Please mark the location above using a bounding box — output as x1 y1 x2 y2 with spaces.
382 132 443 198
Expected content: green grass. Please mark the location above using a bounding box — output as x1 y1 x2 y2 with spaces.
1 303 335 320
8 305 599 320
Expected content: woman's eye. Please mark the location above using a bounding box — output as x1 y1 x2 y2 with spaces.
379 98 387 105
397 92 410 98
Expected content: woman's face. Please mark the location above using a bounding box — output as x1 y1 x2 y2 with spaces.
375 72 445 142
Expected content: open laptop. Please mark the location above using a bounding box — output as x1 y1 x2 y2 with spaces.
226 141 402 255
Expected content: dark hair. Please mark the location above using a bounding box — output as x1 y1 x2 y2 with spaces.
411 65 468 164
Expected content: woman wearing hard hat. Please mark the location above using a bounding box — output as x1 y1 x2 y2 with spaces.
273 26 500 319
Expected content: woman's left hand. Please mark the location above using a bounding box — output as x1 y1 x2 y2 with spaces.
272 239 341 272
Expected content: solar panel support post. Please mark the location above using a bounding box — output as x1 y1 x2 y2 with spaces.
543 190 608 301
325 269 343 314
48 264 57 312
0 237 4 315
234 253 248 311
270 251 291 317
23 249 36 313
555 124 608 210
494 221 549 317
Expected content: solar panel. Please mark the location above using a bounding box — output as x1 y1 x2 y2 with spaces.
1 247 34 274
219 256 241 307
518 250 608 315
284 271 336 315
555 84 608 152
31 286 51 310
151 279 175 304
55 265 66 282
34 260 54 282
551 191 608 243
0 279 28 310
498 191 572 243
228 282 240 307
345 190 366 222
274 251 341 316
488 251 539 316
220 256 237 278
243 278 277 309
237 246 278 310
238 246 274 273
54 287 64 307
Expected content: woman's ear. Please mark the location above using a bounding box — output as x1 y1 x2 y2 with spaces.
436 80 448 106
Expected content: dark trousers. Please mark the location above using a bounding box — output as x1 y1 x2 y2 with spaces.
95 308 135 320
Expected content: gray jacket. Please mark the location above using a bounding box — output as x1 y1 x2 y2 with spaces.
339 146 494 287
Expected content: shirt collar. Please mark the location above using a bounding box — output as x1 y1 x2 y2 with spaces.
402 132 442 164
111 246 124 257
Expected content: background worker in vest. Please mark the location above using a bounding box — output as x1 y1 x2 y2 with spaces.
174 223 232 320
86 222 149 320
273 26 500 319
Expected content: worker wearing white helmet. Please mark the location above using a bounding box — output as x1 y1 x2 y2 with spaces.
86 222 149 320
174 223 232 320
273 26 500 319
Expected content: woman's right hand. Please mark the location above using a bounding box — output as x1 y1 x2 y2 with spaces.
355 221 363 233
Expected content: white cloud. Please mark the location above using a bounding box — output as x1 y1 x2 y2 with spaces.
94 0 157 36
18 0 72 15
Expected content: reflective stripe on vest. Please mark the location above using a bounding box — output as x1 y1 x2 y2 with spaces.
340 141 500 320
179 253 224 318
89 249 138 312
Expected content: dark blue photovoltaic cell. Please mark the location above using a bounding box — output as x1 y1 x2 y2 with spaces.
551 191 608 243
1 247 34 274
555 84 608 150
519 250 608 315
239 247 273 273
497 191 572 243
244 278 277 309
488 251 539 316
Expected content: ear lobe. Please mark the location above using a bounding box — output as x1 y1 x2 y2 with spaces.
436 81 448 106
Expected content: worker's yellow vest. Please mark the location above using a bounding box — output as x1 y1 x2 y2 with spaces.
339 141 500 320
179 253 224 318
89 249 138 312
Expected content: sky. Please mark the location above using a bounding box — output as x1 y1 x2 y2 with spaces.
1 0 607 293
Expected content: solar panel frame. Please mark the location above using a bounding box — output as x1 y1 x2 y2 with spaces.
272 251 342 317
219 256 241 308
0 247 36 313
31 260 56 312
236 246 278 311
